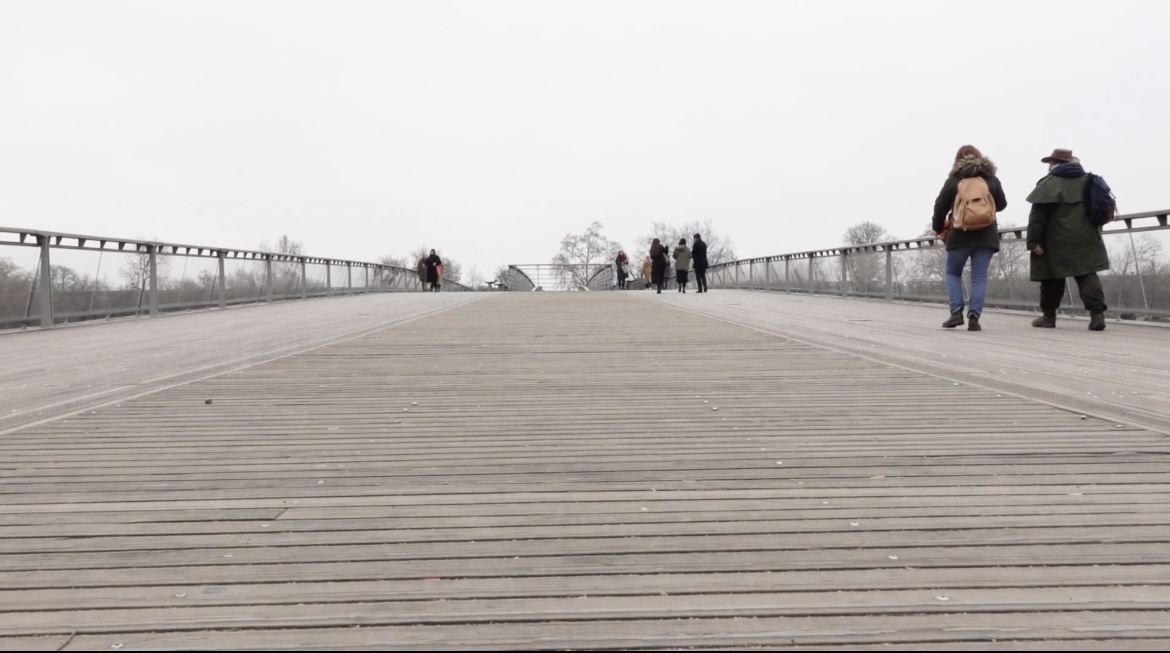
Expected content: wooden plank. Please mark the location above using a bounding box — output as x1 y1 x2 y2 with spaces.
4 500 1169 538
6 586 1170 637
1 565 1167 612
6 513 1170 555
3 542 1169 587
6 524 1170 570
0 636 71 652
56 612 1170 650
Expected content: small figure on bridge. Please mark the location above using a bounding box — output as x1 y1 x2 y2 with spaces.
425 249 443 292
673 238 692 293
931 144 1008 332
650 238 669 294
1026 149 1112 330
615 250 631 290
642 255 653 289
692 233 709 293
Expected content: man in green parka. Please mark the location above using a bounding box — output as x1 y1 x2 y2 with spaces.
1025 148 1110 331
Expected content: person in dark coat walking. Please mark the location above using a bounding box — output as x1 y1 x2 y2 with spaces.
649 238 668 294
425 249 443 292
691 233 710 293
931 145 1008 331
1026 148 1111 330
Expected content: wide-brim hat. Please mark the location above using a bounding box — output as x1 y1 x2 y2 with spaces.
1041 148 1075 164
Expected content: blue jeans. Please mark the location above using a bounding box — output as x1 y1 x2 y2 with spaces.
946 246 996 317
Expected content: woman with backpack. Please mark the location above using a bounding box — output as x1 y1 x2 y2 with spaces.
931 145 1008 331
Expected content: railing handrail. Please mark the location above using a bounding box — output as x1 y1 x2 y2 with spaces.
0 225 470 289
1 225 476 329
711 208 1170 266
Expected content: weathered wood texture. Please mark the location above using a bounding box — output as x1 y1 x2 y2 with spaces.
654 289 1170 434
2 292 1169 650
0 293 479 433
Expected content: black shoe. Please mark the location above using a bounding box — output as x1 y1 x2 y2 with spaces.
942 310 964 329
1089 312 1106 331
967 315 981 331
1032 314 1056 328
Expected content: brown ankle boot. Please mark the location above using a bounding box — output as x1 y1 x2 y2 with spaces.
942 310 964 329
967 315 981 331
1032 313 1056 328
1089 312 1106 331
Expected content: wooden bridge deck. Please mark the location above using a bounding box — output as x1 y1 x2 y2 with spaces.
1 291 1169 650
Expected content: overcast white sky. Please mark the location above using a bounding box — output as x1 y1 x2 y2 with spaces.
2 0 1166 280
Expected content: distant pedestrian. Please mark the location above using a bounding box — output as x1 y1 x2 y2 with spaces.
649 238 668 294
615 250 630 290
691 233 709 293
642 255 653 289
673 238 692 293
425 249 443 292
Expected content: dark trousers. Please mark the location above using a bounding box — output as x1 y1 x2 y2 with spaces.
694 266 708 292
652 260 666 292
1039 273 1107 314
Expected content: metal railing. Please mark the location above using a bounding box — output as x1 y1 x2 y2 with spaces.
499 265 537 292
1 227 471 329
498 263 616 291
708 209 1170 319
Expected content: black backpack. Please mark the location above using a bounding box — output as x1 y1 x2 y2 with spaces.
1084 172 1117 227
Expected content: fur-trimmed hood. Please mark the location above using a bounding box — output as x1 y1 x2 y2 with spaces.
950 155 997 178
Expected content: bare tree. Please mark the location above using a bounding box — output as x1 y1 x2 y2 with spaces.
991 222 1028 285
841 222 897 295
0 257 19 283
258 235 305 295
1109 234 1165 308
464 266 485 290
378 254 408 268
441 258 462 283
120 248 171 292
843 221 895 247
552 221 621 288
638 218 736 264
49 265 82 293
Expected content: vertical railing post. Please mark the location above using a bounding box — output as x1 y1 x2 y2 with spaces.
265 255 274 303
37 236 54 328
765 259 772 291
840 251 848 297
148 245 160 316
364 265 370 294
347 263 353 295
885 247 894 301
784 258 791 293
735 262 741 289
300 257 308 300
326 263 332 296
217 251 227 309
808 256 815 295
